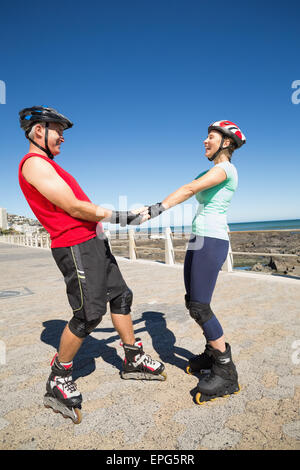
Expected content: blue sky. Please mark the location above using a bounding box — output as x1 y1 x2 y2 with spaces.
0 0 299 226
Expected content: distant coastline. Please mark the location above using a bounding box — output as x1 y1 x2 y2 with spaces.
228 219 300 232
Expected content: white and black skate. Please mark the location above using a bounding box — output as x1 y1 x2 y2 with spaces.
195 343 240 405
121 338 167 381
43 353 82 424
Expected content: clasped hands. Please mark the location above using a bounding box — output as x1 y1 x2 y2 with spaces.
110 202 166 227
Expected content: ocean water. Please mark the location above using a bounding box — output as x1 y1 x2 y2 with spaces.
131 219 300 234
228 219 300 232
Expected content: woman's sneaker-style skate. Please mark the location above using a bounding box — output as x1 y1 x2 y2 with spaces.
43 353 83 424
121 338 167 381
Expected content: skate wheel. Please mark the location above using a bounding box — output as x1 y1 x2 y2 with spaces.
195 385 241 405
186 365 194 375
195 392 204 405
160 371 167 381
72 408 82 424
195 392 216 405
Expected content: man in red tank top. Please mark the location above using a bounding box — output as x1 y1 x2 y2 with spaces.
18 106 166 423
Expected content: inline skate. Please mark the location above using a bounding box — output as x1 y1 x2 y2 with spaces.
43 353 83 424
121 338 167 381
186 343 214 375
195 343 240 404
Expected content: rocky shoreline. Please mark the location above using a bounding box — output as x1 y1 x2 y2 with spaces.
229 230 300 276
109 230 300 277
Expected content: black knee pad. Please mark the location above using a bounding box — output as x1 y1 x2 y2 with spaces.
85 318 102 335
110 288 133 314
189 301 214 326
185 294 190 310
68 316 102 339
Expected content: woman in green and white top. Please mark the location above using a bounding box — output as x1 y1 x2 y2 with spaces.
147 120 246 404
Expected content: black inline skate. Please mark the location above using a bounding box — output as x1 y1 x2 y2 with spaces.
186 343 214 375
121 338 167 381
195 343 240 405
43 353 83 424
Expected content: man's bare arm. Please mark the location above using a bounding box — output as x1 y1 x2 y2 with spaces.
22 157 111 222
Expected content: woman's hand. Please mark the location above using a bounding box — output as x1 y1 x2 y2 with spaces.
145 202 166 220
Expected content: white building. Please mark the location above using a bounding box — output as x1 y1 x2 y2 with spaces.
0 208 8 230
11 223 39 235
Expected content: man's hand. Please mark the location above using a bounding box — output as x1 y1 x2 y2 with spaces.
130 206 150 224
110 206 150 227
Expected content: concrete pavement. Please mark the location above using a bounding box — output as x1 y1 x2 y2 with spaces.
0 242 299 450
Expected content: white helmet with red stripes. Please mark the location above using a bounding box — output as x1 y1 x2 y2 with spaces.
208 120 246 148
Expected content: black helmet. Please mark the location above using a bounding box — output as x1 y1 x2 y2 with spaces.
19 106 73 159
19 106 73 133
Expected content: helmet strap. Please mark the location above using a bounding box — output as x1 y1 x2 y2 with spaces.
26 122 54 159
208 135 225 161
44 123 54 159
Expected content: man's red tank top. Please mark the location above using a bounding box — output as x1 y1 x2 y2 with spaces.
18 153 102 248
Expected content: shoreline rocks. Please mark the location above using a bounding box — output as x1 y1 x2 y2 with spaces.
229 231 300 275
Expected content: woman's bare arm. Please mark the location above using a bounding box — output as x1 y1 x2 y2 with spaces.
162 166 227 209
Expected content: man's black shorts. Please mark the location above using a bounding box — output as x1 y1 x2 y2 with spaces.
51 235 130 323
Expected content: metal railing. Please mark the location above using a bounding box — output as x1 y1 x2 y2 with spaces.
0 228 298 273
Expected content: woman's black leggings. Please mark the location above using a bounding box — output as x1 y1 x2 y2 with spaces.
184 235 229 341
